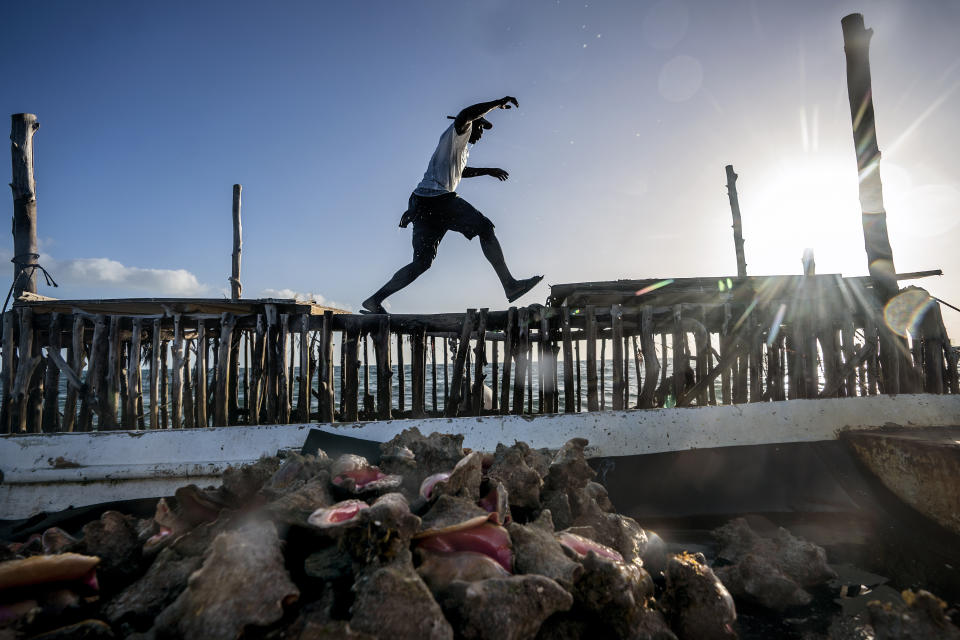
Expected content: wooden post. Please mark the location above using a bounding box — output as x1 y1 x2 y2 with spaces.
412 327 426 417
126 318 142 428
599 337 606 411
230 184 242 299
632 335 642 408
105 316 121 426
10 114 40 298
151 319 161 429
397 333 405 413
490 334 499 413
318 311 334 422
472 308 488 414
248 319 263 425
513 307 528 415
500 307 515 414
79 314 107 431
920 303 945 394
342 321 359 422
725 164 747 278
431 336 438 412
539 312 555 413
623 335 630 409
561 306 575 413
672 305 685 403
298 314 310 422
229 330 241 426
278 314 290 424
446 310 474 417
575 338 582 412
171 314 185 428
526 341 533 413
585 306 598 412
374 315 392 420
1 312 15 432
41 313 61 433
720 304 732 404
748 319 762 402
264 304 278 422
11 308 39 432
182 338 194 428
611 305 624 411
160 341 169 428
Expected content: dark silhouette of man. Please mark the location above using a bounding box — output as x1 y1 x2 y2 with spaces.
362 96 542 314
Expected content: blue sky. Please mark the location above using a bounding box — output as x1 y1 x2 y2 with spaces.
2 1 959 335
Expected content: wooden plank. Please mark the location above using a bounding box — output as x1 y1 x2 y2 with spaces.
264 304 278 423
575 338 582 412
41 313 61 433
374 315 392 420
397 332 405 414
585 306 598 412
1 312 15 433
342 323 359 422
540 311 555 414
126 318 142 428
160 340 169 428
446 310 474 418
412 327 426 417
298 314 311 422
194 321 207 428
11 309 40 432
720 304 732 404
472 309 488 415
278 314 290 425
490 332 499 413
79 314 108 431
431 336 438 413
561 306 575 413
104 316 121 426
632 335 642 408
171 314 185 428
611 304 624 411
672 305 685 403
182 338 193 429
638 305 659 409
500 307 515 415
513 308 529 415
599 337 606 411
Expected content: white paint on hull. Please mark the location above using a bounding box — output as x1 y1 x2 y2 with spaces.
2 394 958 520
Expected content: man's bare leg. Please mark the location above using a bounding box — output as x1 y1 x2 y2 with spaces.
362 259 430 314
479 229 543 302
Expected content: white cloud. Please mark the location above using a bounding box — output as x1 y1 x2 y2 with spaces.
261 288 352 311
0 249 212 297
56 258 211 295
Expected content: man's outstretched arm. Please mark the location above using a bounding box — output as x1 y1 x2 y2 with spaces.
462 167 509 181
454 96 519 134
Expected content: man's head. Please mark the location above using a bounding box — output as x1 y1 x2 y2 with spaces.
450 116 492 144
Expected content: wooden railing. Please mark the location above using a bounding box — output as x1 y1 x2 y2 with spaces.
1 283 956 433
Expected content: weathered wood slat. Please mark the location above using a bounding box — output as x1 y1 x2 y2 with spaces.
41 313 60 433
412 327 426 417
195 321 207 428
638 306 659 409
125 318 142 428
171 314 185 429
278 314 290 425
513 308 529 415
446 310 474 418
298 314 311 422
490 332 499 413
611 304 624 411
374 315 392 420
1 312 15 432
472 308 488 415
561 306 575 413
500 307 515 415
585 306 598 412
540 312 555 414
397 332 406 414
342 324 359 422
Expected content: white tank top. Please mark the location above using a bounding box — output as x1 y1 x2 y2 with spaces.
414 123 471 196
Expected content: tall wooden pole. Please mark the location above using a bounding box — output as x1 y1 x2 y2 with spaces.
725 165 747 279
841 14 897 301
230 184 242 299
10 114 40 298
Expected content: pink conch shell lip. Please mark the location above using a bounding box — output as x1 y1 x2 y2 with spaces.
556 531 624 562
415 522 512 574
308 499 370 528
419 472 451 500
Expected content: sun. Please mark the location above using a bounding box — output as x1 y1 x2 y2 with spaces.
742 153 867 277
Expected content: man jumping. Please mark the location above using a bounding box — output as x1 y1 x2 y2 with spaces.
361 96 543 314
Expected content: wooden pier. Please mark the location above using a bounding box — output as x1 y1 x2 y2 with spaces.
0 270 955 434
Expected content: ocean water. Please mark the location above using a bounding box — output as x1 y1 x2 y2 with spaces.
52 359 673 426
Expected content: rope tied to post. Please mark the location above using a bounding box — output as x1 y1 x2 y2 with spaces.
0 253 59 342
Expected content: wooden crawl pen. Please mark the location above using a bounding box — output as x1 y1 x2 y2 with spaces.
0 272 956 434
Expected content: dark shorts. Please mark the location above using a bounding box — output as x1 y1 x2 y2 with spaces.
407 192 495 263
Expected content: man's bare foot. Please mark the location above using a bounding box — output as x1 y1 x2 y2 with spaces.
506 275 544 303
361 298 388 314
